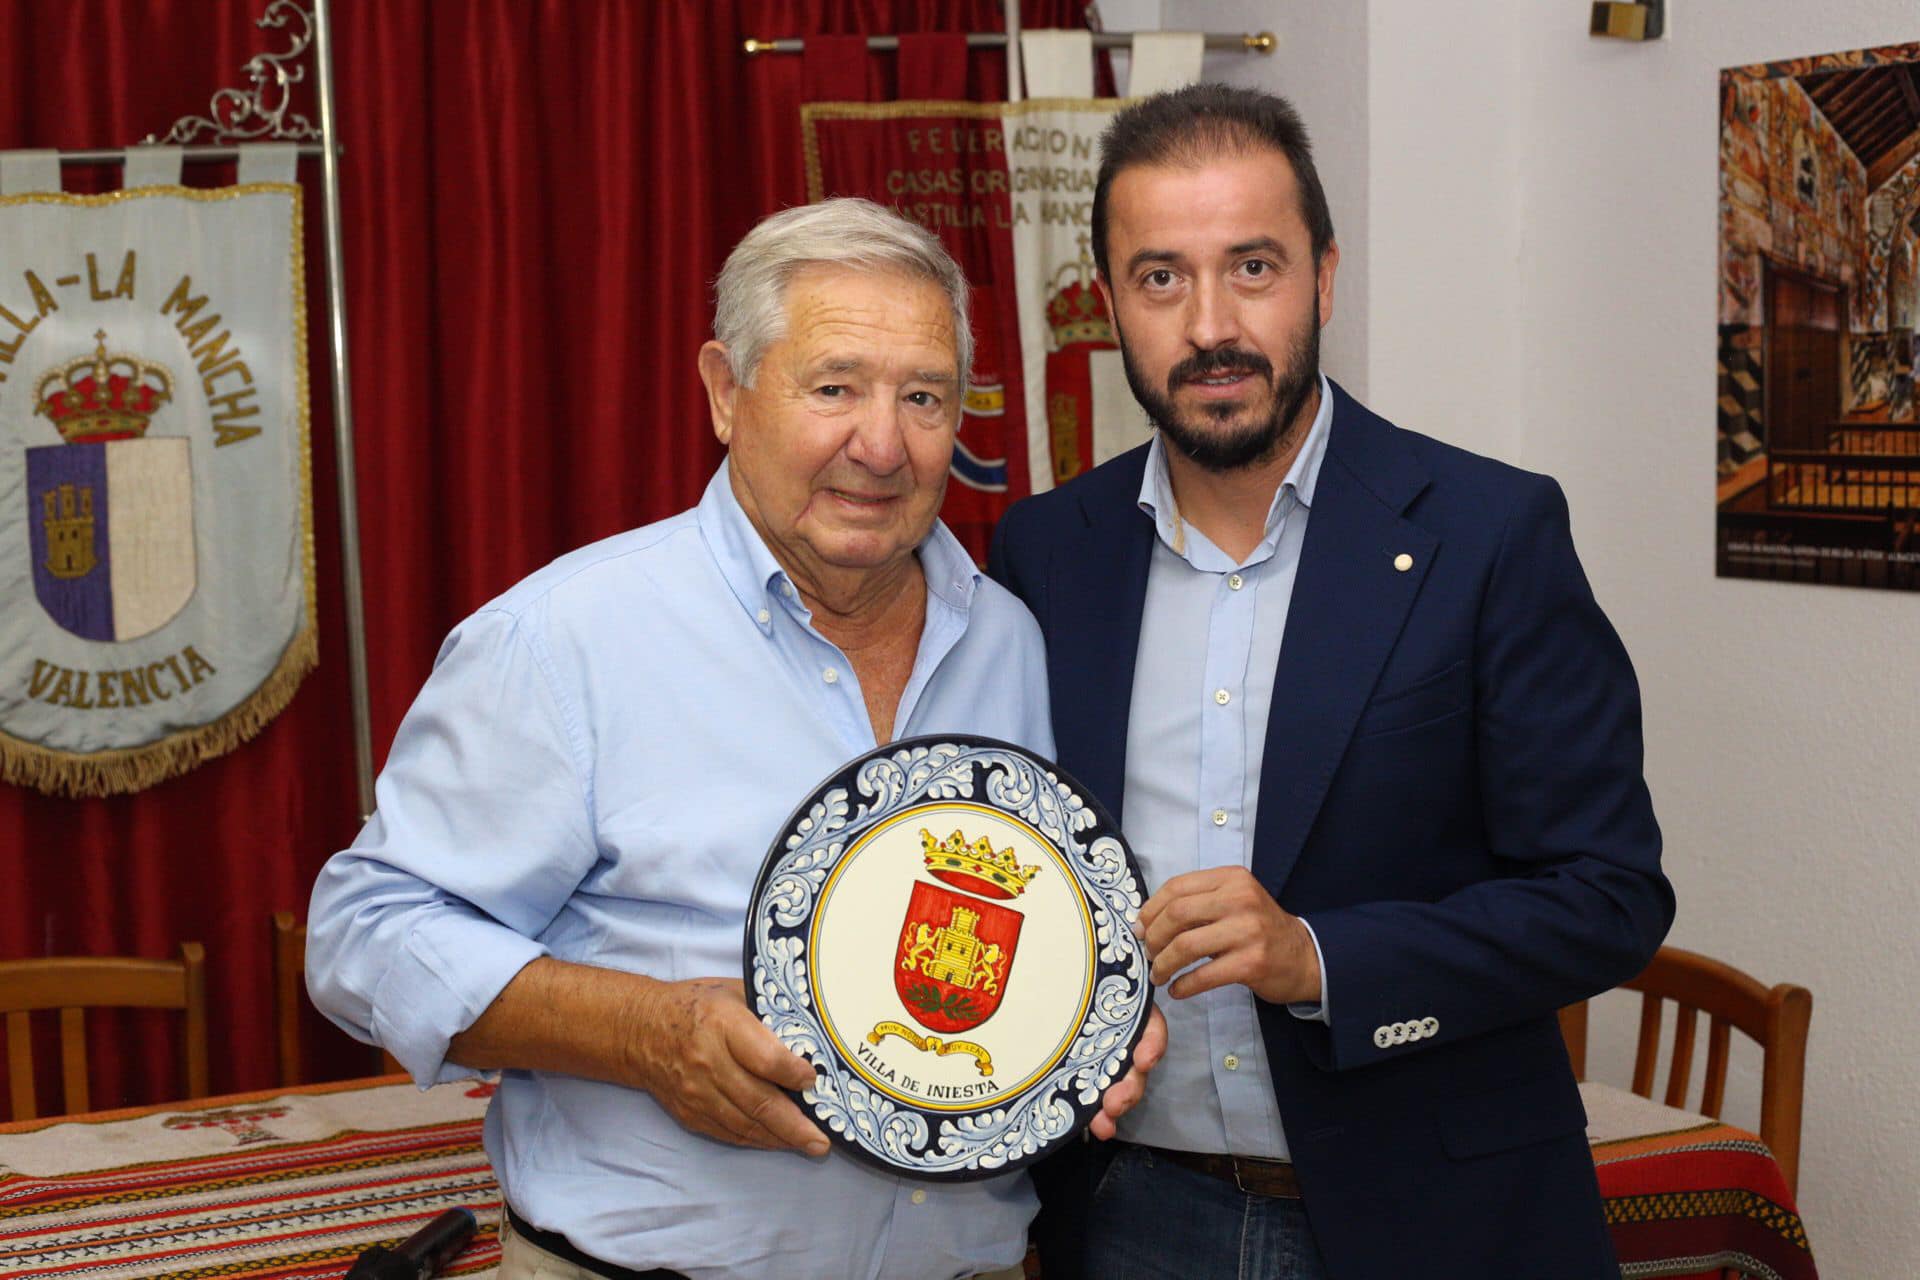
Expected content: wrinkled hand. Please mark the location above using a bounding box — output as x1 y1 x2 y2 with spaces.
1088 1004 1166 1140
1137 868 1321 1005
625 977 828 1155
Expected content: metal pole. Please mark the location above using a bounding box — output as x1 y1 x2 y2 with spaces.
1003 0 1023 104
309 0 377 820
57 144 331 166
740 32 1278 56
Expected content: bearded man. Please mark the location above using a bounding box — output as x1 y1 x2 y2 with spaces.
989 85 1672 1280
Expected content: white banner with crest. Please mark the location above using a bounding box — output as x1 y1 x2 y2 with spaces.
0 157 314 796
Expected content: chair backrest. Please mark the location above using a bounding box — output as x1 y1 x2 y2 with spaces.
1559 944 1813 1194
271 911 306 1087
273 911 402 1084
0 942 209 1120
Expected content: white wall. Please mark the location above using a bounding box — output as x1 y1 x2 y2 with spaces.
1163 1 1372 398
1149 3 1920 1276
1508 12 1920 1278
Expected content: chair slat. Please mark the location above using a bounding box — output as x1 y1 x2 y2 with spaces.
272 914 304 1087
58 1007 89 1115
1700 1018 1731 1117
1631 993 1661 1097
1761 984 1814 1196
1664 1004 1697 1108
181 942 209 1100
6 1011 34 1121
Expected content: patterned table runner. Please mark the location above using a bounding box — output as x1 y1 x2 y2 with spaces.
0 1076 501 1279
1583 1082 1817 1280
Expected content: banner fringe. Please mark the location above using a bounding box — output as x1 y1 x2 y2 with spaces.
0 626 318 799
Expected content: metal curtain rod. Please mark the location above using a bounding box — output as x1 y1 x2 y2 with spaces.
54 144 334 165
743 31 1276 55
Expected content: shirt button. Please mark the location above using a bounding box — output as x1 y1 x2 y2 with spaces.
910 1188 927 1205
781 582 796 598
1227 573 1244 590
822 667 839 684
1214 688 1231 705
1223 1054 1240 1071
756 608 770 625
1211 808 1228 826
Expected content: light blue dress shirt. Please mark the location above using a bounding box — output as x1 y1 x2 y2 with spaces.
307 462 1054 1280
1116 375 1334 1161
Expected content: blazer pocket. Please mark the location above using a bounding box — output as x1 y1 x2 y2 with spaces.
1436 1072 1589 1161
1353 659 1469 739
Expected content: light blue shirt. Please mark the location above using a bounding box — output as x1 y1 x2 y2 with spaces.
1116 375 1334 1160
307 462 1054 1280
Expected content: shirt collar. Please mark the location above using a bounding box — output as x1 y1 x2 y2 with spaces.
696 460 979 632
1137 371 1335 560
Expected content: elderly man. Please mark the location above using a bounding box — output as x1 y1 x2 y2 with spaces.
308 198 1157 1280
991 86 1671 1279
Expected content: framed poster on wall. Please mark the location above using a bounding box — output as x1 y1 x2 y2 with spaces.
1718 43 1920 592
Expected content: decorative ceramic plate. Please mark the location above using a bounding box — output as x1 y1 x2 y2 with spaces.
745 735 1154 1181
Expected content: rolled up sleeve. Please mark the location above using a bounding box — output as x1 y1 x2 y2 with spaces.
306 602 600 1084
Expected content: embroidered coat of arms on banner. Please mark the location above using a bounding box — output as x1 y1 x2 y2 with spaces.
0 186 314 796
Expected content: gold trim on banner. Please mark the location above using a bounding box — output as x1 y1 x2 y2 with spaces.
800 97 1129 203
0 183 319 798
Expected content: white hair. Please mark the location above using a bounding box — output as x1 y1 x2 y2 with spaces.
713 197 973 391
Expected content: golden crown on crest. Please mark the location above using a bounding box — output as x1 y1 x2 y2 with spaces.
919 827 1041 899
1045 235 1113 349
34 330 174 444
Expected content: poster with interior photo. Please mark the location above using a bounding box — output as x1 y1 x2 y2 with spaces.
1718 42 1920 592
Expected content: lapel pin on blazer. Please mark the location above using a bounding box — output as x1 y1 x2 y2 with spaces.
1393 553 1414 572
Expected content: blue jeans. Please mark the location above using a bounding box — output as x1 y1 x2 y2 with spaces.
1074 1145 1330 1280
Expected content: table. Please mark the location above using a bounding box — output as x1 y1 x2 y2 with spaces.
0 1076 1814 1279
0 1074 501 1279
1584 1082 1817 1280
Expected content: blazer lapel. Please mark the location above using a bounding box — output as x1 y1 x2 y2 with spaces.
1046 468 1154 824
1252 396 1437 895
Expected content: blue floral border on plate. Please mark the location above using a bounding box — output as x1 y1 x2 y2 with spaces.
745 735 1153 1181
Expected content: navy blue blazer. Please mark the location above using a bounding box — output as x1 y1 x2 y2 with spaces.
989 381 1673 1278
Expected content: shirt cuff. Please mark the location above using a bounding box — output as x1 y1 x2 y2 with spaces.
1285 917 1330 1024
371 913 548 1085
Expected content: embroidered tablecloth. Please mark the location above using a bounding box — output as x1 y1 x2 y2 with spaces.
1584 1081 1817 1280
0 1076 1815 1278
0 1076 501 1279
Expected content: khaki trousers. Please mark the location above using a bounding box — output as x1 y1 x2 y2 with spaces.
496 1214 609 1280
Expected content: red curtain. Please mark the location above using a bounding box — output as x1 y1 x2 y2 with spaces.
0 0 1089 1111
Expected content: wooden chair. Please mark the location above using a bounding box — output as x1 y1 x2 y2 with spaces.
273 911 401 1084
0 942 209 1120
271 911 306 1087
1559 945 1813 1194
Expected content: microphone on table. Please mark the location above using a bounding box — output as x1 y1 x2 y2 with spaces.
345 1207 478 1280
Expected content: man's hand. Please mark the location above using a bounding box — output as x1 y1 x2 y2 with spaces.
1087 1004 1166 1140
1136 868 1321 1005
626 977 829 1155
447 960 827 1156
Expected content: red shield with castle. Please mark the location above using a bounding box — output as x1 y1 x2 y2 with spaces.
894 829 1039 1034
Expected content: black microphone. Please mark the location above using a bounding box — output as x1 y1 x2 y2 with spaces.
345 1207 478 1280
